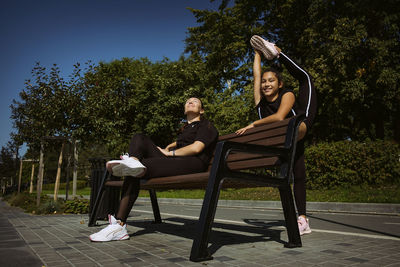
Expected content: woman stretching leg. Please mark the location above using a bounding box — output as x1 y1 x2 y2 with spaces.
236 35 317 235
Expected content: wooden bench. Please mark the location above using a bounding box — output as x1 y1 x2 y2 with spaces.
88 114 305 262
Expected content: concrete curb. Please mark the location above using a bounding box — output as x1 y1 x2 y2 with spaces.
50 195 400 215
135 197 400 216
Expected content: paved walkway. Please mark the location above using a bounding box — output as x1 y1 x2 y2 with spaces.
1 199 400 267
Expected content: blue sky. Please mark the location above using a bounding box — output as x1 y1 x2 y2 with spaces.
0 0 220 156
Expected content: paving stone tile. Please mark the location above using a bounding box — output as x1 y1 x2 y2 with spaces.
3 199 400 267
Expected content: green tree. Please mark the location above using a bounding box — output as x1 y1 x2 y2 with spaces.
10 62 89 153
0 141 18 180
185 0 400 142
80 56 212 156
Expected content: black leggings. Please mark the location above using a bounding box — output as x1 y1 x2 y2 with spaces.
279 53 317 216
116 133 206 222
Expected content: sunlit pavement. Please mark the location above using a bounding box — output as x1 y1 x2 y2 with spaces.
1 198 399 266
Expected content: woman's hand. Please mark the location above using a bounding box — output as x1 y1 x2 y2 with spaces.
164 142 177 151
157 146 172 156
235 123 254 135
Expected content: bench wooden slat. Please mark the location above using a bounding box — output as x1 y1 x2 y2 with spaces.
141 172 210 190
218 119 290 141
227 156 279 170
221 126 288 144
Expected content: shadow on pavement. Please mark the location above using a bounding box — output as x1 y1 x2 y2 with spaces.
127 217 289 256
308 214 400 238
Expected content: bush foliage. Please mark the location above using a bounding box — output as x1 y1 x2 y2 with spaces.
305 140 400 189
64 198 89 214
3 192 89 214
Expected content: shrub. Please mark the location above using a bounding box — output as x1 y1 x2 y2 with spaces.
305 140 400 189
3 192 89 214
64 198 89 214
37 199 64 214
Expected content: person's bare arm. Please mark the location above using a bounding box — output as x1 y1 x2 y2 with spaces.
253 50 262 106
235 92 295 135
158 141 205 156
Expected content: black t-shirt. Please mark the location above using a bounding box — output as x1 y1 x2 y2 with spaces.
256 88 298 119
176 119 219 165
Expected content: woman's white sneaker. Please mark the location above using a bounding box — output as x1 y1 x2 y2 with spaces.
89 215 129 242
112 157 146 177
250 35 279 60
106 154 130 177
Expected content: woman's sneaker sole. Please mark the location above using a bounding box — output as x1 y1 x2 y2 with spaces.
112 158 146 177
89 234 129 242
250 35 278 60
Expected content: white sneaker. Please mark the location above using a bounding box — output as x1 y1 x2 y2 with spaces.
298 216 312 236
250 35 279 60
106 154 129 177
112 157 146 177
89 215 129 242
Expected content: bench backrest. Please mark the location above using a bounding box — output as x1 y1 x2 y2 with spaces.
207 116 299 172
95 115 302 190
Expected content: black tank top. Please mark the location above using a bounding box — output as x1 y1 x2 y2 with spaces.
256 88 298 119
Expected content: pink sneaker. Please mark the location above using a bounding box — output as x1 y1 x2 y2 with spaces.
250 35 279 60
298 216 312 235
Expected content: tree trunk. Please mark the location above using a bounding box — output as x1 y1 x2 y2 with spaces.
53 142 65 201
17 159 23 193
36 142 45 206
72 140 78 198
29 164 35 194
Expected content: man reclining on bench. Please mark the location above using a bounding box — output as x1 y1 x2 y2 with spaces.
89 97 219 242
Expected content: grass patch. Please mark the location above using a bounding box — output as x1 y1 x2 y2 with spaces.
32 184 400 203
2 185 399 215
306 185 400 203
41 187 91 196
138 185 400 203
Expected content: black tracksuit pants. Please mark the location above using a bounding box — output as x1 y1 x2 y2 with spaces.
279 52 317 216
116 133 206 222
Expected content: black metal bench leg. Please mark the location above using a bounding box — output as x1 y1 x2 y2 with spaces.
190 142 225 262
88 170 110 227
279 185 302 248
149 189 162 223
190 174 222 261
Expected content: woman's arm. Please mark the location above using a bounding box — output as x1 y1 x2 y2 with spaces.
235 92 295 135
253 50 262 106
158 141 205 157
235 51 262 135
